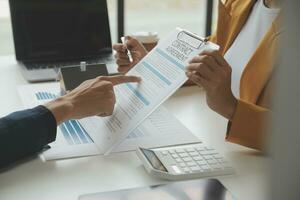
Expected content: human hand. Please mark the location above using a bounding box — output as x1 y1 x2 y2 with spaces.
186 50 237 120
45 75 141 124
113 36 148 73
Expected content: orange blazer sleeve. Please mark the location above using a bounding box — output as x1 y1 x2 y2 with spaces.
226 100 269 150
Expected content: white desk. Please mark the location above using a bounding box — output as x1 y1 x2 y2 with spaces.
0 55 268 200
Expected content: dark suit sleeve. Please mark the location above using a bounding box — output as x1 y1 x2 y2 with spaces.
0 105 57 168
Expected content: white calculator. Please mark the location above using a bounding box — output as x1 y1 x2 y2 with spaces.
136 143 234 181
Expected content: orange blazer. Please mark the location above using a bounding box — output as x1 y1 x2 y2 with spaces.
209 0 281 150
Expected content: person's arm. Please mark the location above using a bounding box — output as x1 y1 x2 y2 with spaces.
0 75 141 169
0 106 57 168
226 100 269 150
186 49 270 150
187 52 269 149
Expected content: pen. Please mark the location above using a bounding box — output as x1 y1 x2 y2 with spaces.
121 36 133 62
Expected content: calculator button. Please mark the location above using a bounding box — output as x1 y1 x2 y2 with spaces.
188 152 199 157
203 155 214 160
178 152 189 158
171 165 182 174
210 163 222 170
190 166 202 172
207 150 218 155
171 154 179 159
196 160 207 166
201 165 211 171
168 150 175 154
182 157 192 162
193 156 203 161
186 161 197 167
207 160 217 165
175 158 182 163
179 163 186 167
161 151 168 155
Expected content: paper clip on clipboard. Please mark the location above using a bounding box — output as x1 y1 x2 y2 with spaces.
177 30 208 50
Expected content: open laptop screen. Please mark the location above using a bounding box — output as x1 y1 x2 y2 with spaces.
9 0 112 62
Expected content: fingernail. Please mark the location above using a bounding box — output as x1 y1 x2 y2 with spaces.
186 71 192 77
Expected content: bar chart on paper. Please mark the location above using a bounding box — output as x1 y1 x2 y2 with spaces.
34 91 94 145
34 91 143 144
59 120 93 145
35 91 58 100
20 86 156 148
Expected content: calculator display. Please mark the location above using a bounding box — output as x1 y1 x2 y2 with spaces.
140 148 168 172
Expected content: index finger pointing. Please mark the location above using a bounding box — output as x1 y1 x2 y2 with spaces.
100 75 142 86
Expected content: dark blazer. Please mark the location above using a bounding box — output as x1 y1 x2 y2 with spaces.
0 106 57 169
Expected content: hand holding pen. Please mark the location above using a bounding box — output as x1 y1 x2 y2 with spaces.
121 37 133 62
113 36 148 74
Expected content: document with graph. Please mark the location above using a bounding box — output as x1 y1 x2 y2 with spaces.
80 27 219 154
17 83 200 160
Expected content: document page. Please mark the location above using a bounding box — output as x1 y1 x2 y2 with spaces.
17 83 200 160
114 106 200 152
80 28 219 154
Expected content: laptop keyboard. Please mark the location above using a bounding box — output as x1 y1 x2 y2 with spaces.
25 56 114 70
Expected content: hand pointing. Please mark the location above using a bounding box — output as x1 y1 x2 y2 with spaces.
45 75 141 124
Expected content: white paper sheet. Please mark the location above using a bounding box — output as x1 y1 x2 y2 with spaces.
17 83 200 160
80 28 219 154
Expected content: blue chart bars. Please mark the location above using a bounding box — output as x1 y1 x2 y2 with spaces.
35 91 93 145
35 91 57 100
59 120 93 145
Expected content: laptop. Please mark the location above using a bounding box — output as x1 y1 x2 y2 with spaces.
9 0 115 82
